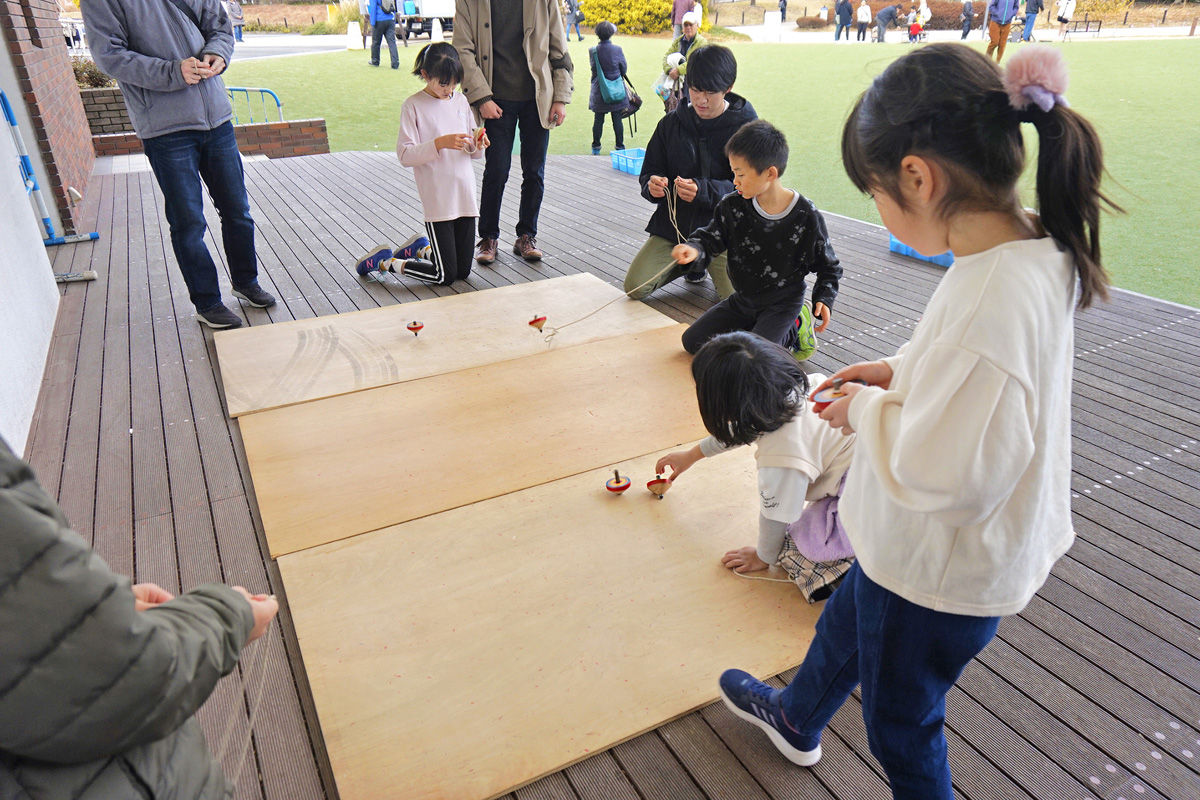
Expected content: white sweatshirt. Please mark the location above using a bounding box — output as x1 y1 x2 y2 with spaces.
842 237 1076 617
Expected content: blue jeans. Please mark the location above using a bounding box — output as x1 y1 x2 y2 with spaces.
141 121 258 313
1022 13 1036 39
479 99 550 241
834 21 850 39
778 563 1000 800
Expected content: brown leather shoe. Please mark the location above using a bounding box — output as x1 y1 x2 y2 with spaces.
474 237 497 264
512 234 543 261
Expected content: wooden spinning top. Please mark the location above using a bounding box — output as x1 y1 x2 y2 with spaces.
529 315 547 331
646 473 672 499
407 321 424 337
811 378 865 413
605 469 631 494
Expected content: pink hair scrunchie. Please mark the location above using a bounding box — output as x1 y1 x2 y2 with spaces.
1003 46 1070 114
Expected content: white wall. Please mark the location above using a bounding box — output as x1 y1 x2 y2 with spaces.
0 101 60 456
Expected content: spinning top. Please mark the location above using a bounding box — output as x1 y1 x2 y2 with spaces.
646 473 673 500
605 469 631 494
407 321 424 337
811 378 866 413
529 315 547 331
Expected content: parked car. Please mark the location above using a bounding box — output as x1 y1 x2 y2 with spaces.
400 0 454 38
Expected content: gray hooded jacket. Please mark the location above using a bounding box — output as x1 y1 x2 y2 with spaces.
81 0 235 139
0 438 254 800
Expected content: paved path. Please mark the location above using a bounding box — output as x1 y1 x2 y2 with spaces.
232 32 353 61
729 21 1196 42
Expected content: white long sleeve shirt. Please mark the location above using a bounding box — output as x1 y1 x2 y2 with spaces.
842 237 1076 617
396 89 483 222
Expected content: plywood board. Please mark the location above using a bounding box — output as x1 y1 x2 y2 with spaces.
243 325 703 557
278 448 820 800
214 274 676 416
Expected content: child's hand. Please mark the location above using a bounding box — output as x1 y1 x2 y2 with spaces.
476 128 490 150
435 133 473 152
812 360 893 395
813 302 830 333
232 586 280 645
674 177 698 203
722 546 769 574
672 244 699 265
656 446 702 480
132 582 175 611
647 175 669 198
817 383 865 436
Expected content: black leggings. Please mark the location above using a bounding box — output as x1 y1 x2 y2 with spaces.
682 291 805 355
857 21 868 39
592 111 624 151
402 216 476 286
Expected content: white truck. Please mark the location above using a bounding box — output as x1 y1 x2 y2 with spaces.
399 0 454 38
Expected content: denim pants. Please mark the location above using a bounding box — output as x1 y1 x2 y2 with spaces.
834 21 850 39
479 99 550 241
141 121 258 313
778 562 1000 800
371 20 399 67
1022 13 1036 39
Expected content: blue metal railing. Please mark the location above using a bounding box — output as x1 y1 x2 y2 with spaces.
226 87 284 124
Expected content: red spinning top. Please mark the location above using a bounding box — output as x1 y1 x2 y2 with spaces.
646 473 673 499
407 321 424 336
811 379 865 412
605 469 631 494
529 315 547 331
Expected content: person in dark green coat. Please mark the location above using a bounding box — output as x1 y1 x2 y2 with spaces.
0 437 278 800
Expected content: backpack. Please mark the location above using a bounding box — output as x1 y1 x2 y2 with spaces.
380 0 396 14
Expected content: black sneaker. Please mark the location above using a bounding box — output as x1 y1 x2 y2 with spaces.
232 283 277 308
197 303 244 329
684 269 707 284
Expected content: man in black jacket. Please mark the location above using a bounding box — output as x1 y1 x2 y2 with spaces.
624 45 756 300
875 3 903 41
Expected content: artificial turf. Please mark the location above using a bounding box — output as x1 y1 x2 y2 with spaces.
225 36 1200 307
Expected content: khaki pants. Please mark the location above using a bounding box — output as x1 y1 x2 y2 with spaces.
624 235 733 301
986 19 1012 61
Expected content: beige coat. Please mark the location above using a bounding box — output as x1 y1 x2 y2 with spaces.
453 0 574 128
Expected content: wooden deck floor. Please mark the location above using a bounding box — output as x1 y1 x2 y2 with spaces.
27 152 1200 800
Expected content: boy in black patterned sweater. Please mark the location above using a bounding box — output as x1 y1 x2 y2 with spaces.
673 120 841 359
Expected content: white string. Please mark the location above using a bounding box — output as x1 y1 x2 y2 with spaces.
541 185 688 343
731 570 794 584
212 634 271 787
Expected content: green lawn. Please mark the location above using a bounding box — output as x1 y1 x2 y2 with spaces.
225 37 1200 307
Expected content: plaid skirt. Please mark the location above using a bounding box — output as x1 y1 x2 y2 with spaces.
777 534 855 604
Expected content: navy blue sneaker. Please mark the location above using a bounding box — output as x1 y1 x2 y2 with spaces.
718 669 822 766
356 244 394 276
394 233 430 261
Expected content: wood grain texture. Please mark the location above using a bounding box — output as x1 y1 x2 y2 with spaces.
215 274 676 416
243 324 704 557
278 447 820 800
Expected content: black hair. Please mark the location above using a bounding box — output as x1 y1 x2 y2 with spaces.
691 332 811 449
596 21 617 40
685 44 737 94
841 43 1118 308
412 42 463 84
725 119 789 177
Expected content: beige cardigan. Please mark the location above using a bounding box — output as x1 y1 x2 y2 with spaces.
453 0 574 129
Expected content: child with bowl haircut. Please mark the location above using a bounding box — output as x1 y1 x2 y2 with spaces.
673 120 841 360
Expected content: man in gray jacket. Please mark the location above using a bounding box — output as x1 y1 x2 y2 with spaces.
82 0 275 329
0 437 279 800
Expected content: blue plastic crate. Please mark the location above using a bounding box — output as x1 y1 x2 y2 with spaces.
610 148 646 175
889 234 954 268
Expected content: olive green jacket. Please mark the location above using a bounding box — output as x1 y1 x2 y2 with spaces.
663 32 710 77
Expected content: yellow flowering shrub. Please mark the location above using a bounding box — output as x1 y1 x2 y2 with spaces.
584 0 711 35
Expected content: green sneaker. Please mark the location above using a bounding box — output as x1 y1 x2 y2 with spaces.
790 305 818 361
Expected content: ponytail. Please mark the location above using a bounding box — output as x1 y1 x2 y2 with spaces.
1025 106 1120 309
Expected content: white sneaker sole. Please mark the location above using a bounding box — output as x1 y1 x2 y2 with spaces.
231 288 275 308
720 692 822 767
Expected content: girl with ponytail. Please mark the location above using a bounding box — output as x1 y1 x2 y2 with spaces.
717 44 1118 800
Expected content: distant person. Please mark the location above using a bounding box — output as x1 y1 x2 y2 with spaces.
961 0 978 38
626 45 756 300
986 0 1021 60
856 0 872 40
226 0 244 41
664 10 707 85
875 3 903 41
672 0 692 37
368 0 399 68
564 0 583 41
834 0 853 40
1021 0 1043 39
83 0 276 330
455 0 574 264
780 0 789 23
0 436 280 800
1055 0 1075 38
588 21 629 156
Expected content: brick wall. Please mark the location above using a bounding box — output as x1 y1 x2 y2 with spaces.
93 118 332 159
80 86 133 135
0 0 94 234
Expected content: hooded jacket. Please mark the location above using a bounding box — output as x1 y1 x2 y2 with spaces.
0 438 254 800
453 0 574 128
82 0 234 140
637 93 758 243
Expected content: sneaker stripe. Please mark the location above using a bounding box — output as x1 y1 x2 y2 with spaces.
425 221 446 284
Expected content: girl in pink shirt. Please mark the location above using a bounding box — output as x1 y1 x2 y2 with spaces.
393 43 489 285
